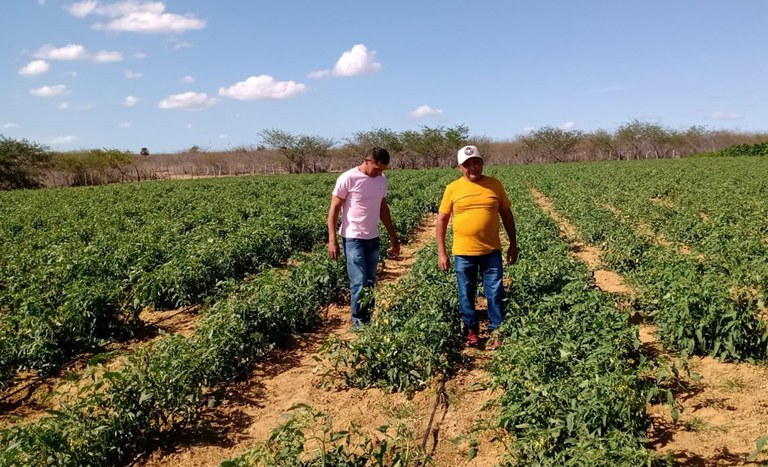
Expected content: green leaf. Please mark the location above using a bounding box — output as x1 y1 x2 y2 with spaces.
747 434 768 462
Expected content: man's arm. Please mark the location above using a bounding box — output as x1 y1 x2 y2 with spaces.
380 198 400 258
436 212 452 271
500 207 518 264
327 195 344 260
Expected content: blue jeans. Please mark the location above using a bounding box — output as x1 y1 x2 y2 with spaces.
454 250 505 333
342 237 380 327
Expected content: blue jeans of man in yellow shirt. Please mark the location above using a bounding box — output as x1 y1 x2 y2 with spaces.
454 250 505 334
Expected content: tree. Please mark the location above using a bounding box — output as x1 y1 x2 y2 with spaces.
344 128 404 167
520 126 584 162
583 128 618 160
401 125 469 168
615 119 676 159
259 129 336 173
0 136 51 190
53 148 134 186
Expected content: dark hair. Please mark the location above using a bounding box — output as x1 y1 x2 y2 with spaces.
365 146 390 165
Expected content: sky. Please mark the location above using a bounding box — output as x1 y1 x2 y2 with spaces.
1 1 767 153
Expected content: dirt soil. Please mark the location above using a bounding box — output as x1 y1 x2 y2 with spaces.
137 213 508 466
531 187 768 466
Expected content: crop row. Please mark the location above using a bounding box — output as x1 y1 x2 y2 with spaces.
0 170 446 389
322 241 464 396
489 175 658 465
0 176 335 386
0 170 442 466
0 248 346 466
518 158 768 362
316 167 658 464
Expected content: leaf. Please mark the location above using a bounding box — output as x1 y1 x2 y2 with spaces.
747 434 768 462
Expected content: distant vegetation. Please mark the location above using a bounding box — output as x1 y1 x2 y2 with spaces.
2 119 767 189
694 141 768 158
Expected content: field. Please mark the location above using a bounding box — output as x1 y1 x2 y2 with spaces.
1 157 767 466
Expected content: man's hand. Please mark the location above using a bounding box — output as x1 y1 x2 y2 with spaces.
438 252 451 271
328 241 340 260
507 244 519 265
388 241 400 259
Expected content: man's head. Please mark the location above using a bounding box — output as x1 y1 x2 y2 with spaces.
457 145 483 182
361 146 390 177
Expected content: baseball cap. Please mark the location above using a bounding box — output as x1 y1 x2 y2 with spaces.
457 145 482 165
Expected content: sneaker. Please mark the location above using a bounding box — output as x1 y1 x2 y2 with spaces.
465 329 480 348
487 334 503 351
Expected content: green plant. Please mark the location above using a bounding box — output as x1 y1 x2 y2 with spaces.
221 404 427 467
0 135 51 189
720 377 748 393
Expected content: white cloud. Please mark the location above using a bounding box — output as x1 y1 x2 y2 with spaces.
709 111 743 120
123 95 139 106
1 122 19 129
561 121 576 130
218 134 228 139
35 43 123 62
125 69 143 78
180 75 194 84
69 1 206 34
19 60 50 75
133 51 147 59
93 50 123 62
51 135 76 145
158 92 216 110
308 69 331 79
36 44 87 60
309 43 381 78
219 75 306 100
38 0 46 5
409 104 443 119
59 102 70 109
119 122 132 128
30 84 67 97
66 1 98 17
63 71 78 77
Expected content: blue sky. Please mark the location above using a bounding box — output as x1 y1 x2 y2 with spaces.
1 1 767 153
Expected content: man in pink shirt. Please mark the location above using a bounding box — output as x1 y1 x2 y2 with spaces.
327 147 400 329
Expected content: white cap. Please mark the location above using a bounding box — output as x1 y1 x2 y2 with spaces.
457 145 482 165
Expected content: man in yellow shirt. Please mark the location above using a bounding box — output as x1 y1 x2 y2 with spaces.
436 145 518 350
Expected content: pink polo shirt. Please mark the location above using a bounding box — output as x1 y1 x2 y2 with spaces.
332 167 388 240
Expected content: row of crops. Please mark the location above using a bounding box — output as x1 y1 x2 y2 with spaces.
2 157 765 464
0 170 449 389
226 170 664 465
520 157 768 362
0 171 448 465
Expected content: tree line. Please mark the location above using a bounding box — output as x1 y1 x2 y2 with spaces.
2 120 767 189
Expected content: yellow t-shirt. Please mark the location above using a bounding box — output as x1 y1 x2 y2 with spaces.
438 176 511 256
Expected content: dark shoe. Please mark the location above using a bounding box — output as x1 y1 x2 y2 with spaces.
465 329 480 347
487 334 502 351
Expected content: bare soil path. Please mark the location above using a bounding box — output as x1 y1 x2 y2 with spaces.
530 187 768 466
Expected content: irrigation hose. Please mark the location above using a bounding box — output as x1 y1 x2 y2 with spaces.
414 372 449 467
